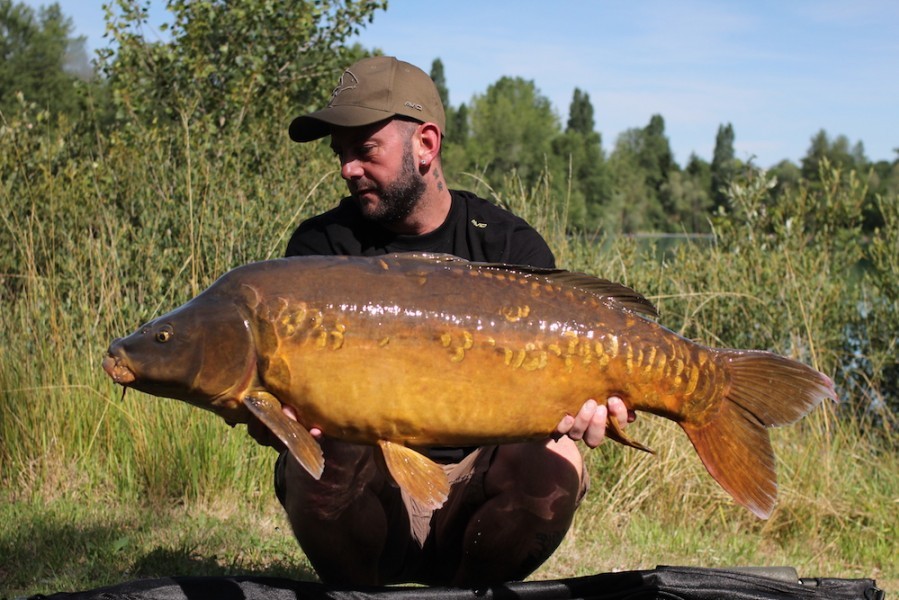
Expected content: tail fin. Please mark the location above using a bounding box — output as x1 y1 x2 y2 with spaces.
681 350 837 519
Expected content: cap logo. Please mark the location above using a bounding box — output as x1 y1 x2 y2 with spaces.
404 101 423 112
328 70 358 106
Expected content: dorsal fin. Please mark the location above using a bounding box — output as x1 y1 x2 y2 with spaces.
529 270 658 318
386 252 659 318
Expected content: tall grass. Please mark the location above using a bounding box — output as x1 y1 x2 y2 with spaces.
1 105 896 596
0 104 345 502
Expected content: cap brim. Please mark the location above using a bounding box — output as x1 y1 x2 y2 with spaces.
288 105 399 142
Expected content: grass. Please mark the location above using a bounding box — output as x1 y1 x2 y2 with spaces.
2 404 895 597
1 107 897 598
0 491 313 595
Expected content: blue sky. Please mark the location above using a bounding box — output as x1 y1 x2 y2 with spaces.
31 0 899 168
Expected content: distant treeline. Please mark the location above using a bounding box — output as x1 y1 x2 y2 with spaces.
2 0 896 236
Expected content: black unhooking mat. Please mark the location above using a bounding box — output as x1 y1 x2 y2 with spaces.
30 566 884 600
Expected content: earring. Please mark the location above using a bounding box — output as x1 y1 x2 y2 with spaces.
420 159 427 165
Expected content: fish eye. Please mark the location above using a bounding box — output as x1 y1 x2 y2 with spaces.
155 325 174 343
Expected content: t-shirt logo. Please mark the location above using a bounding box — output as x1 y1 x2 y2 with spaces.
471 219 488 229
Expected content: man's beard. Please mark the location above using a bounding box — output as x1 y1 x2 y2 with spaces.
353 142 426 226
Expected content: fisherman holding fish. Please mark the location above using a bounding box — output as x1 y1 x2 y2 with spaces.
248 57 634 587
103 53 833 589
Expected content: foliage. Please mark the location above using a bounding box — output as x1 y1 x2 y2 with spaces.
8 2 896 240
566 88 594 135
703 164 897 423
555 88 611 230
98 0 385 137
432 61 897 238
428 57 450 117
636 114 676 194
801 129 867 181
601 128 667 232
464 76 563 190
0 0 96 119
710 122 736 210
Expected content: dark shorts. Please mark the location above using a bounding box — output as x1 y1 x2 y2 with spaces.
274 445 501 542
274 443 589 584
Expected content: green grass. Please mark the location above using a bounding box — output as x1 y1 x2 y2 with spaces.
1 108 897 598
2 404 895 597
0 491 314 596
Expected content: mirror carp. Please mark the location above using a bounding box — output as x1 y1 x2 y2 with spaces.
103 253 836 519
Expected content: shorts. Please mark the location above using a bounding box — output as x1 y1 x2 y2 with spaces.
273 442 589 584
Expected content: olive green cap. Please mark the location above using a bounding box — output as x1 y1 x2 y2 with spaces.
289 56 446 142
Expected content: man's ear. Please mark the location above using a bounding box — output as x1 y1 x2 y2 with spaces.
417 122 442 167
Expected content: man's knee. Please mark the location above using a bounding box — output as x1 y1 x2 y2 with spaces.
448 439 587 586
276 441 385 521
487 438 586 508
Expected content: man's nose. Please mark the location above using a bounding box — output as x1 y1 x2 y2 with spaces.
340 158 363 180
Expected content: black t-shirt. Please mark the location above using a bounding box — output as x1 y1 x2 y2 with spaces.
284 190 555 268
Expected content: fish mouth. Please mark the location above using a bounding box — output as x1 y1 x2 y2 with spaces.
102 353 136 385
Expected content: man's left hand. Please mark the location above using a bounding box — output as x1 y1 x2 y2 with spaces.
555 397 635 448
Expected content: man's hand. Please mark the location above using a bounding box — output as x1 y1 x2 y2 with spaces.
555 397 635 448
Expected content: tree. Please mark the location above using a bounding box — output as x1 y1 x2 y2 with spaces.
871 154 899 200
710 123 736 210
566 87 594 135
429 58 450 112
551 130 589 227
769 159 802 198
0 0 93 118
430 57 459 142
99 0 386 134
452 102 469 141
799 129 882 231
428 57 471 175
800 129 866 181
466 76 562 190
638 114 676 194
659 167 713 233
441 100 469 178
604 128 667 232
679 154 714 232
604 115 678 232
552 87 610 230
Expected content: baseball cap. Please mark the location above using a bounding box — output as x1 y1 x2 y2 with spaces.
289 56 446 142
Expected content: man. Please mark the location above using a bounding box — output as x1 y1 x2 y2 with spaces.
249 56 633 588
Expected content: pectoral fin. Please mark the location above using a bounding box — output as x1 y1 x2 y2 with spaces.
243 392 324 480
378 440 449 510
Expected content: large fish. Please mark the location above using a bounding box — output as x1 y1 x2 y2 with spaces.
103 253 835 519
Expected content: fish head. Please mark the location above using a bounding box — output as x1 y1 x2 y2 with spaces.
102 294 256 415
